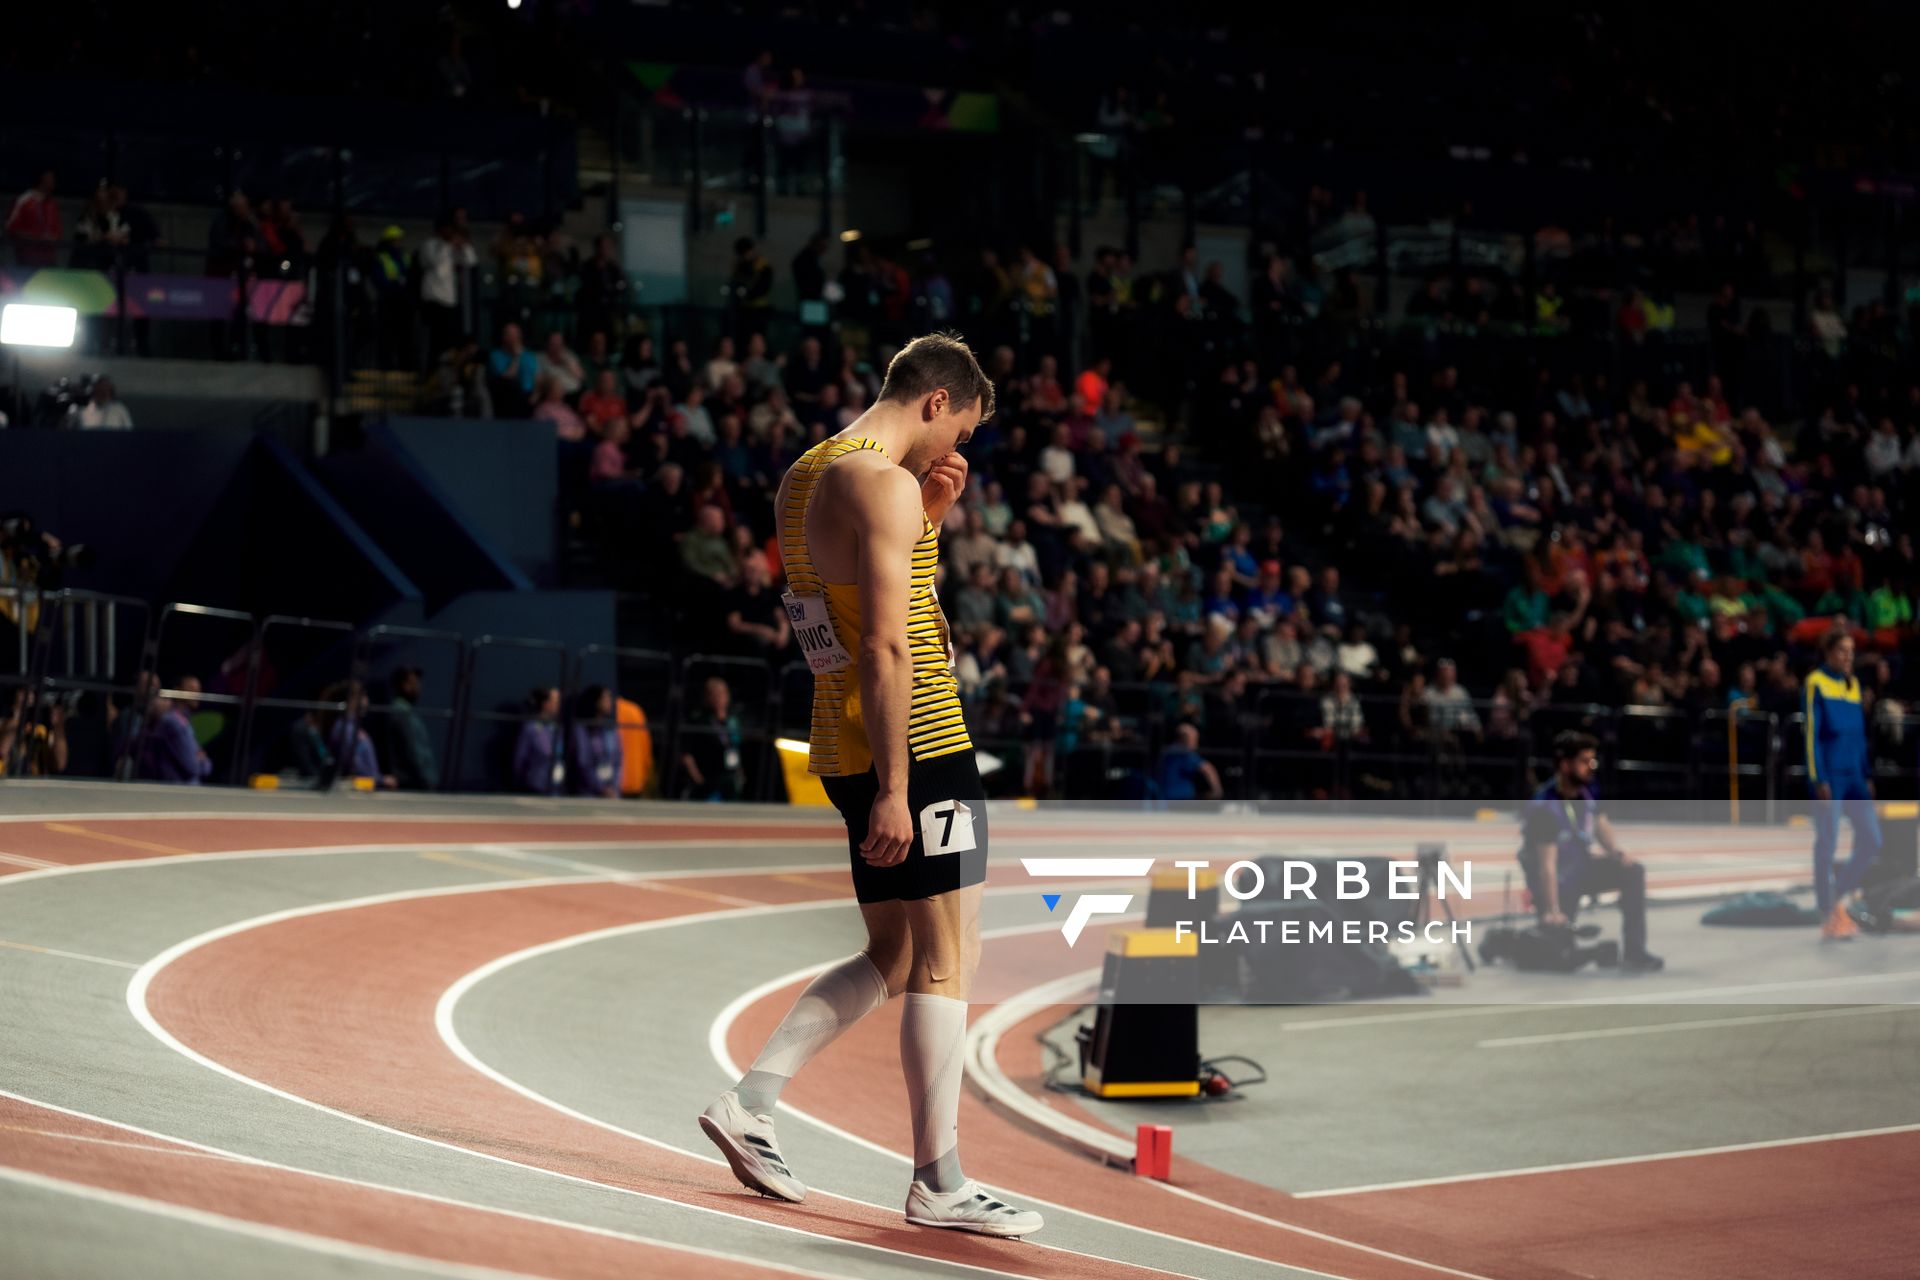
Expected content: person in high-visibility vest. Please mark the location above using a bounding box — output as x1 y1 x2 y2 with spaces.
1805 628 1880 940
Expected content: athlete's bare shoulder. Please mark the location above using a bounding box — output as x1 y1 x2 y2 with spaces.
819 447 918 529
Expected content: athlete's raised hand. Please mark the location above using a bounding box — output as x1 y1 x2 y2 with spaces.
920 452 968 527
862 791 913 867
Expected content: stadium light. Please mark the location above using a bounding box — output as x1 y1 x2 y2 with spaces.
0 303 77 349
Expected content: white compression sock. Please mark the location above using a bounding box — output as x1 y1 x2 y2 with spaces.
900 991 968 1193
735 952 889 1115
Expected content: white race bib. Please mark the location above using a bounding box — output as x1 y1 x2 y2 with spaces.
918 799 976 856
596 762 614 783
783 590 853 674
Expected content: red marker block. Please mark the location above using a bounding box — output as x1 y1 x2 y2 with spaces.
1134 1124 1173 1179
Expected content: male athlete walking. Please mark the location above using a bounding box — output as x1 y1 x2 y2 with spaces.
699 332 1042 1237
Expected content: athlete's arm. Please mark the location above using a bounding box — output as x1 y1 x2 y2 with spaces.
920 451 967 528
853 463 927 868
1806 680 1829 800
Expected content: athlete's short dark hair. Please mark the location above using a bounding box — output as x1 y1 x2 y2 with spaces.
877 331 995 423
1821 625 1853 656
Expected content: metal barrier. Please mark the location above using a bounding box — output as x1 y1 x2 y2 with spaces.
232 614 358 787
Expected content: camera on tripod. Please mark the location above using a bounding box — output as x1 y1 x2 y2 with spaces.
0 514 93 585
1478 921 1620 972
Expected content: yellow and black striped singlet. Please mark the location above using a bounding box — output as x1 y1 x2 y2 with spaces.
781 436 972 777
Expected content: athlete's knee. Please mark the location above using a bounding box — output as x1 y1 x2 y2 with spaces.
862 938 912 997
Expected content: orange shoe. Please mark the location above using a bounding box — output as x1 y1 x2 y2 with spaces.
1823 904 1858 940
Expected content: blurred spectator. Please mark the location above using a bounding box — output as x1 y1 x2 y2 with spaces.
513 686 564 795
533 374 588 442
680 676 747 800
7 170 61 266
418 215 477 363
488 323 537 416
325 681 394 789
570 685 622 799
136 676 211 784
728 237 774 340
1155 722 1221 800
74 377 133 429
577 234 627 341
384 666 439 791
538 331 585 398
681 505 738 587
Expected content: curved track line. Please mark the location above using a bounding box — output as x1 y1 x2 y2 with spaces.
124 870 1180 1280
717 956 1494 1280
436 912 1297 1280
0 1090 834 1280
432 893 1228 1280
0 1163 537 1280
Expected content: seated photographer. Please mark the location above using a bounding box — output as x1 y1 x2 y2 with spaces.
1518 731 1664 972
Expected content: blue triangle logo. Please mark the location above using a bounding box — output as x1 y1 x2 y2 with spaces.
1042 894 1061 912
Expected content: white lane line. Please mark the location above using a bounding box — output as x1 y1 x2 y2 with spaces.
1292 1118 1920 1199
958 975 1498 1280
434 892 1249 1280
0 1124 246 1162
0 940 142 970
0 851 59 869
1478 1004 1915 1048
1276 967 1920 1034
0 1089 853 1280
0 841 850 892
0 1162 542 1280
125 877 1108 1280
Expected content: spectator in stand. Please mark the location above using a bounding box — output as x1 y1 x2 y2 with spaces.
680 505 738 588
576 234 627 341
325 681 395 789
570 685 623 799
680 676 747 800
136 676 211 784
579 368 629 434
728 237 774 340
1156 722 1222 800
417 215 477 365
71 183 127 270
1321 671 1368 746
722 554 791 660
791 232 829 308
538 331 585 398
74 377 133 429
7 170 61 266
622 334 661 400
590 418 644 492
384 666 439 792
533 374 589 442
676 382 717 447
488 322 538 417
513 686 564 795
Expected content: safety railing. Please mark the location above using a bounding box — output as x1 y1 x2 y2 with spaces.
6 589 1909 809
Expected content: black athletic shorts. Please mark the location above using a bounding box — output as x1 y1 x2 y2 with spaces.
820 750 989 904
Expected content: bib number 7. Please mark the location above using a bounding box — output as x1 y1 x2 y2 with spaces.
917 799 976 856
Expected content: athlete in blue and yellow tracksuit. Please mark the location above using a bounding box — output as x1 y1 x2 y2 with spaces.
1805 630 1879 935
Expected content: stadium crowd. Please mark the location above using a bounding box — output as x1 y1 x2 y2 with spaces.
385 224 1920 800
